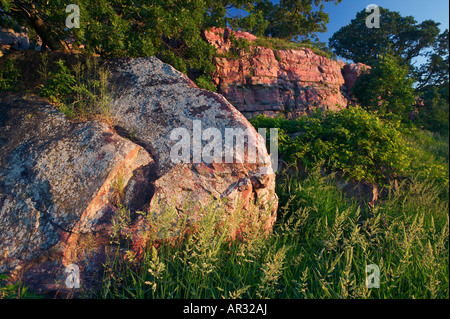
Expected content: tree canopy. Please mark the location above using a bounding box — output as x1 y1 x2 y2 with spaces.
330 6 448 132
1 1 341 81
413 29 449 90
329 6 441 67
352 53 416 121
228 0 342 40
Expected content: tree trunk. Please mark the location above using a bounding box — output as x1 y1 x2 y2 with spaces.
10 1 70 52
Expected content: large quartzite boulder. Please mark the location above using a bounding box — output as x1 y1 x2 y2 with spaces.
0 56 277 295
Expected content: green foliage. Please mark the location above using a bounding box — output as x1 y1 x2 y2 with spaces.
352 53 416 120
76 0 218 81
228 6 269 37
328 6 448 133
416 83 449 135
229 32 251 54
251 107 410 185
99 165 449 299
39 56 110 120
1 0 344 90
0 274 41 299
329 6 441 66
252 35 336 60
40 59 76 104
98 117 448 300
0 0 218 85
404 129 449 187
411 30 449 134
217 32 336 60
0 58 20 92
195 74 217 92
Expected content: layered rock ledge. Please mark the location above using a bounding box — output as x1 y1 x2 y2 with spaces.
203 27 369 119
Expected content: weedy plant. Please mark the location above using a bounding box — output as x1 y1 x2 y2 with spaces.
39 55 111 122
37 52 50 83
0 58 21 92
111 170 126 207
0 274 42 299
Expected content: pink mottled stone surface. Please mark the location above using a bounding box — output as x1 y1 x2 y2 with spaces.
0 57 277 295
203 28 369 119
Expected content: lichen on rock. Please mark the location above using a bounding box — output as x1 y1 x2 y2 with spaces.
0 55 278 295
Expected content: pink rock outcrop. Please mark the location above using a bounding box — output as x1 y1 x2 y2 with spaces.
202 27 258 54
203 27 369 119
342 62 371 90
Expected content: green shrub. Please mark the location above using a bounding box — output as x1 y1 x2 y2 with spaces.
39 56 110 120
0 58 21 92
250 107 410 185
352 53 416 121
416 84 449 136
230 32 251 54
40 59 76 104
195 74 217 92
0 274 41 299
404 129 449 187
252 36 336 60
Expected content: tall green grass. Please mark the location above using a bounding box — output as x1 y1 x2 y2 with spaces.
251 36 337 60
99 164 449 299
96 118 448 299
39 54 111 121
404 129 449 187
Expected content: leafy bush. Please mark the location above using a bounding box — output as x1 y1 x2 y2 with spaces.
416 84 449 135
230 32 251 54
250 107 410 185
252 35 336 60
0 58 20 92
404 129 449 187
39 56 110 120
352 53 416 121
40 59 76 104
195 74 217 92
74 0 218 89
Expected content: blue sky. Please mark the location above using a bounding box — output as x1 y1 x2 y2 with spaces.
318 0 450 44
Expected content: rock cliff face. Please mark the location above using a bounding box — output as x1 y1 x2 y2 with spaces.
203 27 368 119
0 57 277 294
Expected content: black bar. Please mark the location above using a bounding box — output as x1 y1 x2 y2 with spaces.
0 299 448 317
